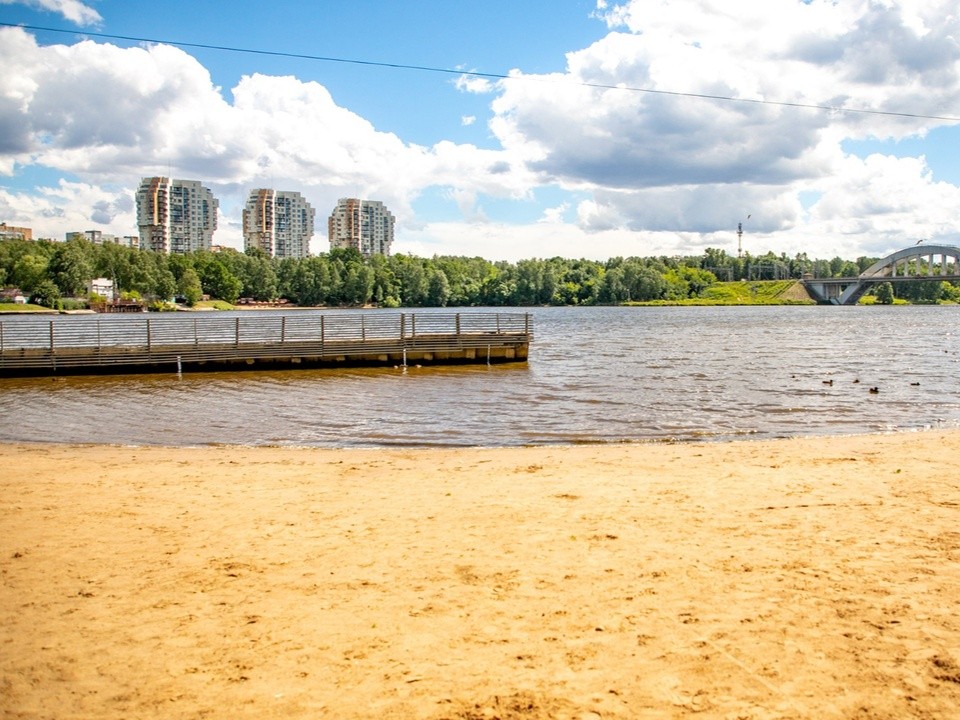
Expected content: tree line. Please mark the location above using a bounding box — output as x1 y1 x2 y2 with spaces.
1 236 957 308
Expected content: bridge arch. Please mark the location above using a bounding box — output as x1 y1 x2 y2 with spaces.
858 244 960 280
803 243 960 305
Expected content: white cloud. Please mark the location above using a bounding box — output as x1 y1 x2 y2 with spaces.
2 1 960 262
0 0 101 26
482 0 960 257
495 0 960 194
802 153 960 254
396 218 716 262
395 148 960 262
443 188 486 223
0 27 538 248
0 180 134 240
538 202 569 224
455 73 497 95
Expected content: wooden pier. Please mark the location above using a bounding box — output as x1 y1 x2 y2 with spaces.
0 312 532 376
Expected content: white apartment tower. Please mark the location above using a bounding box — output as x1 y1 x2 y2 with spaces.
136 177 218 254
328 198 394 257
243 189 315 259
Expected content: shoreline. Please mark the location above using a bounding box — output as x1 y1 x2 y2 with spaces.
3 422 956 450
4 430 960 718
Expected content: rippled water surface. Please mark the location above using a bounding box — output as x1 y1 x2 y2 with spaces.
1 305 958 447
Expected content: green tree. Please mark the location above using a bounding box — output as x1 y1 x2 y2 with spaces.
368 254 398 306
480 264 516 305
178 267 203 306
539 264 558 304
1 238 55 285
274 257 299 301
874 281 895 305
942 281 960 303
512 259 543 305
342 264 374 305
287 256 330 307
896 279 948 304
11 254 49 293
561 259 603 304
245 255 279 301
425 266 451 307
154 268 178 301
597 265 627 303
676 266 716 298
30 279 61 308
626 265 668 301
48 239 93 296
201 260 243 304
390 254 428 306
127 251 160 296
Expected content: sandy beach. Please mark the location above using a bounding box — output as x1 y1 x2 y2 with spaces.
3 432 960 719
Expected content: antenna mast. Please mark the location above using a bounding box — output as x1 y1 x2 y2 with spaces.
737 214 751 258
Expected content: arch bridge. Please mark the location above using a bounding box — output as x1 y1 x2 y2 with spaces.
803 244 960 305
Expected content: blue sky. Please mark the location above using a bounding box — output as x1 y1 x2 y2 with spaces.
1 0 959 260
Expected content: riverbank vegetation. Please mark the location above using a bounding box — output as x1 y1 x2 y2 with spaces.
2 237 958 309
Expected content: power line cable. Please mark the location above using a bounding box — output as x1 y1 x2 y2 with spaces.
3 21 960 123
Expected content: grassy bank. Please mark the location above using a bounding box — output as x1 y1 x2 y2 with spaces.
0 302 55 313
625 279 817 306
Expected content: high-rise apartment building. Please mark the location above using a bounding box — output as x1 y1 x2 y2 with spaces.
243 189 315 259
328 198 395 257
136 177 218 254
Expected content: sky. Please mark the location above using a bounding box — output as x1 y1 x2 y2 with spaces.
1 0 959 262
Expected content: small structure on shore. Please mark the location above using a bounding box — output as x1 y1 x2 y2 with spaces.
90 299 146 313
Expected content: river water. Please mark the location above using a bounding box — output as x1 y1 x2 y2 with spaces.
1 305 958 447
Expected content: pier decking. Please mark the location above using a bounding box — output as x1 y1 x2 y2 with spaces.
0 312 532 376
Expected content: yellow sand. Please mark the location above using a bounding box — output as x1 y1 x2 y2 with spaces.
3 432 960 719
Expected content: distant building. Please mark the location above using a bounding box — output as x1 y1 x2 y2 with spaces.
66 230 102 243
66 230 139 249
87 277 115 301
243 189 315 259
0 223 33 241
0 287 28 304
328 198 394 257
135 177 218 254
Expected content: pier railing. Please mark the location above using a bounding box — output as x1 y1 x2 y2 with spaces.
0 311 532 375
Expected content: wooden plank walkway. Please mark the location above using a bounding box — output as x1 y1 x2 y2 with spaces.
0 312 532 376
